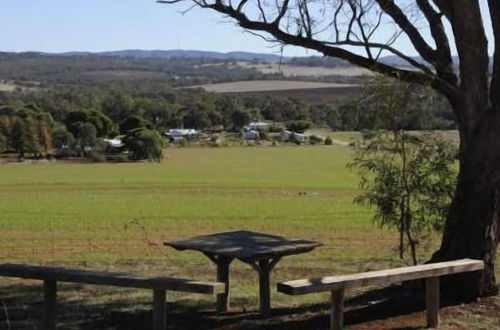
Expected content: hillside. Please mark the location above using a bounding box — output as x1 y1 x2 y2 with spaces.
0 52 277 86
0 51 368 88
56 49 286 62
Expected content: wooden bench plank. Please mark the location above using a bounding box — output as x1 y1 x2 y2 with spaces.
0 263 227 330
277 259 484 295
0 264 225 295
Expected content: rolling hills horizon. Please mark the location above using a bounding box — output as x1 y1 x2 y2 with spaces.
1 48 474 67
2 49 492 71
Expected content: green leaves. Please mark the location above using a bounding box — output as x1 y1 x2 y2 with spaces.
350 131 457 264
124 127 164 162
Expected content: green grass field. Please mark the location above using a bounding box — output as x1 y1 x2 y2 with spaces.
0 147 430 299
1 145 497 329
0 146 383 262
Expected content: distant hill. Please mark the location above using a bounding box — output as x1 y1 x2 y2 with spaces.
378 55 454 67
0 50 355 66
49 49 287 62
380 54 493 71
56 51 349 66
0 51 283 85
1 49 490 88
2 49 492 70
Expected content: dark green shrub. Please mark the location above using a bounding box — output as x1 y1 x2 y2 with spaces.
106 153 129 162
0 133 6 153
87 151 106 163
259 130 269 140
52 126 75 149
286 120 311 133
120 115 153 134
124 128 164 161
309 135 323 144
269 125 284 133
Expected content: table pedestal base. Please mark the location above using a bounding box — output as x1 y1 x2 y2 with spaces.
245 257 281 316
204 253 234 312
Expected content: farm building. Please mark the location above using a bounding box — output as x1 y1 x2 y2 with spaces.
165 129 199 142
244 130 260 140
103 138 124 148
282 130 307 143
246 121 269 131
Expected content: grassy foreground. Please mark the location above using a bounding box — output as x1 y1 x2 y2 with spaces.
0 146 380 262
0 145 497 329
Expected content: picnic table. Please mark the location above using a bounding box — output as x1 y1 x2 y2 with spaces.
165 230 321 315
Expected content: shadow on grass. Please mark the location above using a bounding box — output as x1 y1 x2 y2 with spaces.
0 283 479 330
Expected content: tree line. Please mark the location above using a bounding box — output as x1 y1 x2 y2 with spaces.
0 78 456 161
2 78 456 128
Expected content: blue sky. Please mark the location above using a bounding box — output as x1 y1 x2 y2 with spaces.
0 0 293 54
0 0 494 57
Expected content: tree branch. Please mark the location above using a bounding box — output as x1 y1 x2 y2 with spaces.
444 0 490 135
322 39 433 75
158 0 459 101
415 0 456 85
375 0 436 64
273 0 290 26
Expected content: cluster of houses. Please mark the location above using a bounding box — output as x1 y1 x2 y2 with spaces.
163 122 310 143
243 122 308 142
165 129 200 142
100 122 310 150
243 121 268 140
163 122 310 144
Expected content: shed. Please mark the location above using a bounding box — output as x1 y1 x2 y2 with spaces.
244 130 260 140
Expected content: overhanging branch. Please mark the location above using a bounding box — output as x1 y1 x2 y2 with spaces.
375 0 436 64
158 0 459 101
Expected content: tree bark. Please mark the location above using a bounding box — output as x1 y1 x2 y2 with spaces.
429 0 498 297
431 110 500 297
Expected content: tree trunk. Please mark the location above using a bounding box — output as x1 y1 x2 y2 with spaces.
430 1 497 296
431 110 500 297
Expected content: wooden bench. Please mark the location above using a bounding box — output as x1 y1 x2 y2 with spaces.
0 263 225 330
277 259 484 330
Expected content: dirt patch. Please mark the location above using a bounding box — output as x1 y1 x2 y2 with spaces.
193 80 358 93
239 86 361 103
238 62 373 77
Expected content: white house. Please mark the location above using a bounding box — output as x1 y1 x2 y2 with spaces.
165 129 199 141
282 130 307 142
246 121 269 131
103 138 124 148
244 130 260 140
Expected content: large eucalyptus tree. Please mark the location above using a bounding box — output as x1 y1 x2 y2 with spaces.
160 0 499 296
